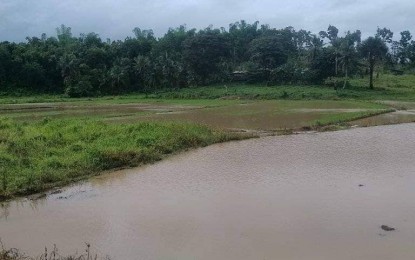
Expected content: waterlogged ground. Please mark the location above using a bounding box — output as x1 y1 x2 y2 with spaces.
0 100 390 130
353 110 415 126
1 124 415 259
352 101 415 127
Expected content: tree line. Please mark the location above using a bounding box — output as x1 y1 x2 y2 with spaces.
0 21 414 97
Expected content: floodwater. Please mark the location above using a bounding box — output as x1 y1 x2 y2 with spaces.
1 123 415 260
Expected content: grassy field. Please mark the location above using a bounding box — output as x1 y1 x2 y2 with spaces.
0 118 248 199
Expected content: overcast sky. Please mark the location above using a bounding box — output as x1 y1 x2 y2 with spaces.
0 0 414 42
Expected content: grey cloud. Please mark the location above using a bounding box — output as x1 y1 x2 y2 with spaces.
0 0 414 42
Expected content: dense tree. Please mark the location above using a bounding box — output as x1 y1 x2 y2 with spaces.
248 36 288 69
229 20 260 64
183 29 231 85
0 23 412 96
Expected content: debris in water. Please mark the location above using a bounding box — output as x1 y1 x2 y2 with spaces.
381 225 395 231
50 189 62 195
359 184 365 187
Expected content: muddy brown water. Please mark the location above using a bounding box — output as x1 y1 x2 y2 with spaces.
1 123 415 259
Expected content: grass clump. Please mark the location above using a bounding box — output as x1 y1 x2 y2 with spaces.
0 118 247 199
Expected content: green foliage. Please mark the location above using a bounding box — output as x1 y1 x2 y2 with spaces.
270 62 315 84
183 29 231 85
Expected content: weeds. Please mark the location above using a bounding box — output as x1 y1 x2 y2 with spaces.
0 240 108 260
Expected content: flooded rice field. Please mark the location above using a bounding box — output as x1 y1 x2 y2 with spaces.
1 123 415 260
0 100 388 130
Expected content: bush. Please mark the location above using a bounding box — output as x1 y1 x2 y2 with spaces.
323 77 351 89
269 63 319 85
65 79 94 98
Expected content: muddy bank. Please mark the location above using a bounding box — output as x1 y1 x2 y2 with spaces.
1 123 415 260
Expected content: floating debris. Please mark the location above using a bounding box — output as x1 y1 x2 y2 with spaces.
381 225 395 231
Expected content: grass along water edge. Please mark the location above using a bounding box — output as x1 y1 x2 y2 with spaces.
0 118 251 200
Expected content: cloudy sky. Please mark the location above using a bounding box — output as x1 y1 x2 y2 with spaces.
0 0 414 42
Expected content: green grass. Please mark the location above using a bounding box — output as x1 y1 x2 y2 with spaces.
0 118 248 199
311 109 395 128
2 74 415 105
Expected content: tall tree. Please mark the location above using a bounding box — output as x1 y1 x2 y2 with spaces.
320 25 341 75
376 27 394 44
360 37 388 89
338 30 361 88
396 31 413 65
